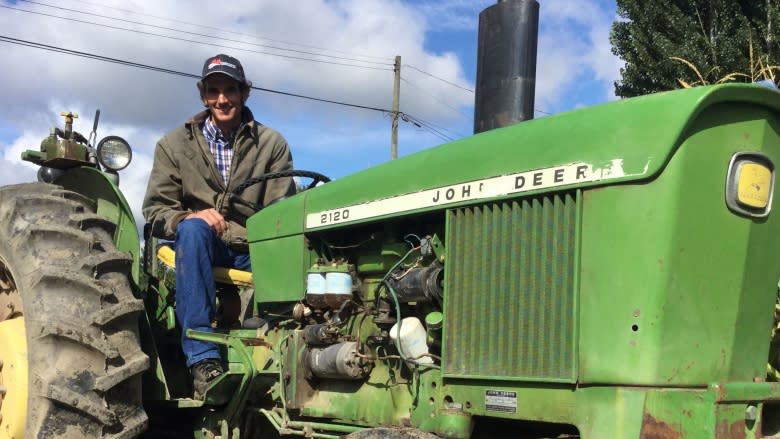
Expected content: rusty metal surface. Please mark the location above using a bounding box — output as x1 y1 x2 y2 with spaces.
639 413 682 439
715 418 746 439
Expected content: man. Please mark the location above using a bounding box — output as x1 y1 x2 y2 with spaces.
142 54 295 398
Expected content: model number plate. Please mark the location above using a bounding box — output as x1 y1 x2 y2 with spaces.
485 390 517 413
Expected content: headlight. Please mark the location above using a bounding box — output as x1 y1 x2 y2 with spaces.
96 136 132 171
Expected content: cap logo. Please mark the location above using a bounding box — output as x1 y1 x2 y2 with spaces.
208 58 237 70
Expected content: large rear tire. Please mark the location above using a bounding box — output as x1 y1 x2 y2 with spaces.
0 183 149 438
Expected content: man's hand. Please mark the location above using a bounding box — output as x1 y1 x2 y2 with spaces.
186 208 227 234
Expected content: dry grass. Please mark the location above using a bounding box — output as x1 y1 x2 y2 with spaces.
672 33 780 88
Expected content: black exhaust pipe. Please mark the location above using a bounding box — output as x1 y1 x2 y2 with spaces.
474 0 539 134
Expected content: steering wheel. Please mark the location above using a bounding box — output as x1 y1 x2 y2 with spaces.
230 170 331 212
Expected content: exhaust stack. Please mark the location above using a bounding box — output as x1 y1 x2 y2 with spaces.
474 0 539 134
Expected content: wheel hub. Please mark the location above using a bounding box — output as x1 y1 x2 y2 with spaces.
0 318 27 439
0 258 26 439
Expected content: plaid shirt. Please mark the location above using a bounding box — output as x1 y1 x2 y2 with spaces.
202 116 239 185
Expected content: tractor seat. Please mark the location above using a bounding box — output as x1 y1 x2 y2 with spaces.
156 245 253 287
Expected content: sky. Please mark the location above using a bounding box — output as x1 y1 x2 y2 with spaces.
0 0 623 227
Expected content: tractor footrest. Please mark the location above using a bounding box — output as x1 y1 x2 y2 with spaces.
203 370 244 405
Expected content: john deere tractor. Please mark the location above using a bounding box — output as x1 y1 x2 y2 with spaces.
6 2 780 438
5 81 780 439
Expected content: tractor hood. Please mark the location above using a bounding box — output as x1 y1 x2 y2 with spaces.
248 83 780 241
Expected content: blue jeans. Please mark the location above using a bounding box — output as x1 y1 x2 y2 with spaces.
175 219 251 367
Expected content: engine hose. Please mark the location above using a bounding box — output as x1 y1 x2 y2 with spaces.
374 244 440 369
372 246 414 310
54 127 89 144
380 279 406 363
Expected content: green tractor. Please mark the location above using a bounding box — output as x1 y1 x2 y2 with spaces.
6 4 780 439
5 82 780 438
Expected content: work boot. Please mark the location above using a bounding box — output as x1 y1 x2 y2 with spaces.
191 358 224 399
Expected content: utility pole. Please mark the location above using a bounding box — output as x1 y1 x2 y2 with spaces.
391 55 401 160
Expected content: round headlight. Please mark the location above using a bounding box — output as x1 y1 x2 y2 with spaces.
96 136 132 171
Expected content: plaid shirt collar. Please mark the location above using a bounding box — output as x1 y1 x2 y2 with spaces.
202 115 243 185
203 115 240 145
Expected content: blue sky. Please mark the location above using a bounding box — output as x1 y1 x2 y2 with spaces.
0 0 622 225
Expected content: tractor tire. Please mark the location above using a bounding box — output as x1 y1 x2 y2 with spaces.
0 183 149 438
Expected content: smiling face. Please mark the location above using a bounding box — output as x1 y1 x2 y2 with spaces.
201 73 250 132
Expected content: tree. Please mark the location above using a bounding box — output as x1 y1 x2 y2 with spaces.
610 0 780 98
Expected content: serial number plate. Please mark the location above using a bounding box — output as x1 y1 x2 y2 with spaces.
485 390 517 413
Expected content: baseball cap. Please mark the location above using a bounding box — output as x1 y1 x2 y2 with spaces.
201 54 246 83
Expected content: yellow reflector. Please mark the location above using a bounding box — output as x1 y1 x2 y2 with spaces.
737 162 772 209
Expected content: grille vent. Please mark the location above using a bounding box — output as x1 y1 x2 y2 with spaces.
443 192 578 381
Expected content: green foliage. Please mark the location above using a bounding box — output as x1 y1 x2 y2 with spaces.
611 0 780 97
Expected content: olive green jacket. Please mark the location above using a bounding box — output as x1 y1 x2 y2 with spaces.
142 108 295 250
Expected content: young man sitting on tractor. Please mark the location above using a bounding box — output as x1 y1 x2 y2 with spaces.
142 54 295 398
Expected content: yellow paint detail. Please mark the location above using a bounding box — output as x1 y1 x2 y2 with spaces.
737 162 772 209
156 245 253 288
0 318 27 439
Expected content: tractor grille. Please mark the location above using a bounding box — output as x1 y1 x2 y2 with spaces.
443 192 578 382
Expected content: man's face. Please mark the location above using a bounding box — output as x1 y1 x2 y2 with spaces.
202 74 248 130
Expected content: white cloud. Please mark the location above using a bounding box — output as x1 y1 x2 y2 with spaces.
1 134 40 186
535 0 622 109
410 0 487 32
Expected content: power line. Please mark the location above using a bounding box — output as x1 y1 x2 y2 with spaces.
0 35 454 141
404 64 475 93
400 76 471 119
1 4 392 71
404 71 550 117
0 35 195 76
66 0 393 63
0 35 389 111
19 0 528 121
15 0 490 120
401 114 457 142
19 0 393 67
